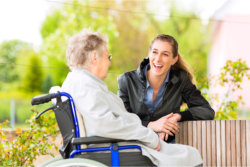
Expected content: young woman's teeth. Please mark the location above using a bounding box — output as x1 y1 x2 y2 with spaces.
154 63 163 68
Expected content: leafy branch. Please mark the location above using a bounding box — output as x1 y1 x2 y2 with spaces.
0 110 59 167
199 59 250 120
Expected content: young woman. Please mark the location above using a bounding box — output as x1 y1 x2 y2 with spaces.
118 34 214 143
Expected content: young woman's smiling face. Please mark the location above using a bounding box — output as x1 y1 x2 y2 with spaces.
148 40 178 78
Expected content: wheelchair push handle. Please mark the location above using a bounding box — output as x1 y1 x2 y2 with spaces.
31 93 56 105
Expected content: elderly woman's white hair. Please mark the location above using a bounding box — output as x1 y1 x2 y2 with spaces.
66 29 108 70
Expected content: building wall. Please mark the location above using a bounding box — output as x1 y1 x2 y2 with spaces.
208 15 250 111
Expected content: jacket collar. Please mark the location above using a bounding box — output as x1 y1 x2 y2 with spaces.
136 58 149 82
136 58 179 85
71 67 108 91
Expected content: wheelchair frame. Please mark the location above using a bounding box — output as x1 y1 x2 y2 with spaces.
31 92 153 167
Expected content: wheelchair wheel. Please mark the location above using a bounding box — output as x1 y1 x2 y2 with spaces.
38 156 63 167
44 158 108 167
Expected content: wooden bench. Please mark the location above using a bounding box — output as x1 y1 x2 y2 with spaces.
175 120 250 166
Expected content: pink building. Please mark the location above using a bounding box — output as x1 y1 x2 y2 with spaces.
208 0 250 111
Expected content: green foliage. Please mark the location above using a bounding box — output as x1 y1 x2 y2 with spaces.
23 53 44 92
214 59 250 120
0 0 211 95
42 75 54 93
0 40 30 90
39 0 118 85
162 6 211 80
0 99 10 122
90 1 210 90
15 100 33 124
199 59 250 120
40 10 64 39
103 0 155 71
0 111 58 166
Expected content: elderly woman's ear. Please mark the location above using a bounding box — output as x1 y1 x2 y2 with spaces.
90 51 98 65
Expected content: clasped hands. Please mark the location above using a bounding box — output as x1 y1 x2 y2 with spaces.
148 113 181 141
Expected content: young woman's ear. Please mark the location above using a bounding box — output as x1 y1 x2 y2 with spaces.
172 54 179 65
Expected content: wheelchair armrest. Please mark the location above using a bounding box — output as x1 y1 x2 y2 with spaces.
71 136 136 145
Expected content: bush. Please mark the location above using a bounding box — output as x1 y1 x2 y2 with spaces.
0 110 59 166
199 59 250 120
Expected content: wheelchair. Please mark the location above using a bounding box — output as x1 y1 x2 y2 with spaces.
31 92 155 167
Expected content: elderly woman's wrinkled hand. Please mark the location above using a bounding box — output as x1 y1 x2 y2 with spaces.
154 139 161 151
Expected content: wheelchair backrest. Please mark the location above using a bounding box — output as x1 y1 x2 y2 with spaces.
54 99 76 158
52 93 86 158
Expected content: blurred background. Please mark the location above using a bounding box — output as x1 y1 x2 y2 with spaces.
0 0 250 127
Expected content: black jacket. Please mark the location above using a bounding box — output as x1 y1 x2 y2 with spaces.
118 58 215 127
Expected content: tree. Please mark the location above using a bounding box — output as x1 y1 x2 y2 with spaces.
90 1 211 91
160 6 211 81
23 53 44 93
39 0 211 92
0 40 30 90
42 75 53 93
39 0 118 85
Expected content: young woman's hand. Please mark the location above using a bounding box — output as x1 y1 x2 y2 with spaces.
158 132 165 140
147 113 179 135
169 113 181 123
158 132 169 141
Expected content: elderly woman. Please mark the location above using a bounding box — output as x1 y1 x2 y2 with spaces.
59 29 202 166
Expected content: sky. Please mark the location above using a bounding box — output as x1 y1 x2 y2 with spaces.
0 0 56 47
0 0 228 47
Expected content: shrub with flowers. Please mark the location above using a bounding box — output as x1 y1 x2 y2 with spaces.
0 110 58 167
198 59 250 120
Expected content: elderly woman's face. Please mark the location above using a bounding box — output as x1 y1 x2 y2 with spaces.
96 47 111 80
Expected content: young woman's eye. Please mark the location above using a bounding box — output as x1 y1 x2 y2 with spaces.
152 51 157 54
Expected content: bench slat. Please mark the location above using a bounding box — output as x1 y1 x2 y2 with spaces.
247 120 250 166
206 121 211 166
236 120 241 166
216 120 221 166
231 120 236 166
241 120 246 166
201 121 207 165
211 121 216 166
221 120 226 166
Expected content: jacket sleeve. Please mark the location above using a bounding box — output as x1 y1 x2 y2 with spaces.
178 75 215 121
75 90 159 149
117 74 133 113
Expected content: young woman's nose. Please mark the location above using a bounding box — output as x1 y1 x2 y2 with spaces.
155 53 161 62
